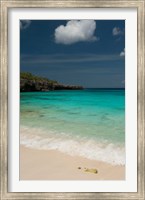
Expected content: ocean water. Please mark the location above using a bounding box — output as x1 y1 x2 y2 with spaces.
20 89 125 165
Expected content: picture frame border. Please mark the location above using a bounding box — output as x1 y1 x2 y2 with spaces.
0 0 144 199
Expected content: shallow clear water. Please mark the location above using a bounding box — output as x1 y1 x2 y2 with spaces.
20 89 125 165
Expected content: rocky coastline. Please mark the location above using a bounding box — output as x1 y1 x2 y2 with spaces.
20 72 83 92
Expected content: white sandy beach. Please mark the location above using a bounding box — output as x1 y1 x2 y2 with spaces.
20 145 125 180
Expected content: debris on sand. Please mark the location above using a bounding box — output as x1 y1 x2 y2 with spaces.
84 168 98 174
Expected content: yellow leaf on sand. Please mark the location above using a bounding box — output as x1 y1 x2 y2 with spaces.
84 168 98 174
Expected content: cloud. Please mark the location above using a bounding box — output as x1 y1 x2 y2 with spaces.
21 53 123 65
112 27 124 36
120 48 125 56
54 20 98 45
20 20 31 30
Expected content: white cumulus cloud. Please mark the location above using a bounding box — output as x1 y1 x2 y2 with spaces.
120 48 125 56
112 27 124 36
54 20 97 45
20 20 31 30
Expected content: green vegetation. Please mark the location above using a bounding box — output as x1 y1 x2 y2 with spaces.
20 72 58 84
20 72 83 92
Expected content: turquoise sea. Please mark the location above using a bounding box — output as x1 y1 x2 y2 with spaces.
20 89 125 165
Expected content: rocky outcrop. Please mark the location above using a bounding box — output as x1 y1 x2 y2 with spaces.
20 78 83 92
52 84 83 90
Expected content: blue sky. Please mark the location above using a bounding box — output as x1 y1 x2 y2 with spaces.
20 20 125 88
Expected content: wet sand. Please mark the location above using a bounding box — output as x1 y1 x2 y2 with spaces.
20 145 125 180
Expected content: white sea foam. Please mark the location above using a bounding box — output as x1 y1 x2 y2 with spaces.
20 126 125 165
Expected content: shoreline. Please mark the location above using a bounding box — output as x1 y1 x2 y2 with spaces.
20 145 125 180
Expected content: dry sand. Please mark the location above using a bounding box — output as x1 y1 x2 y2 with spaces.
20 145 125 180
